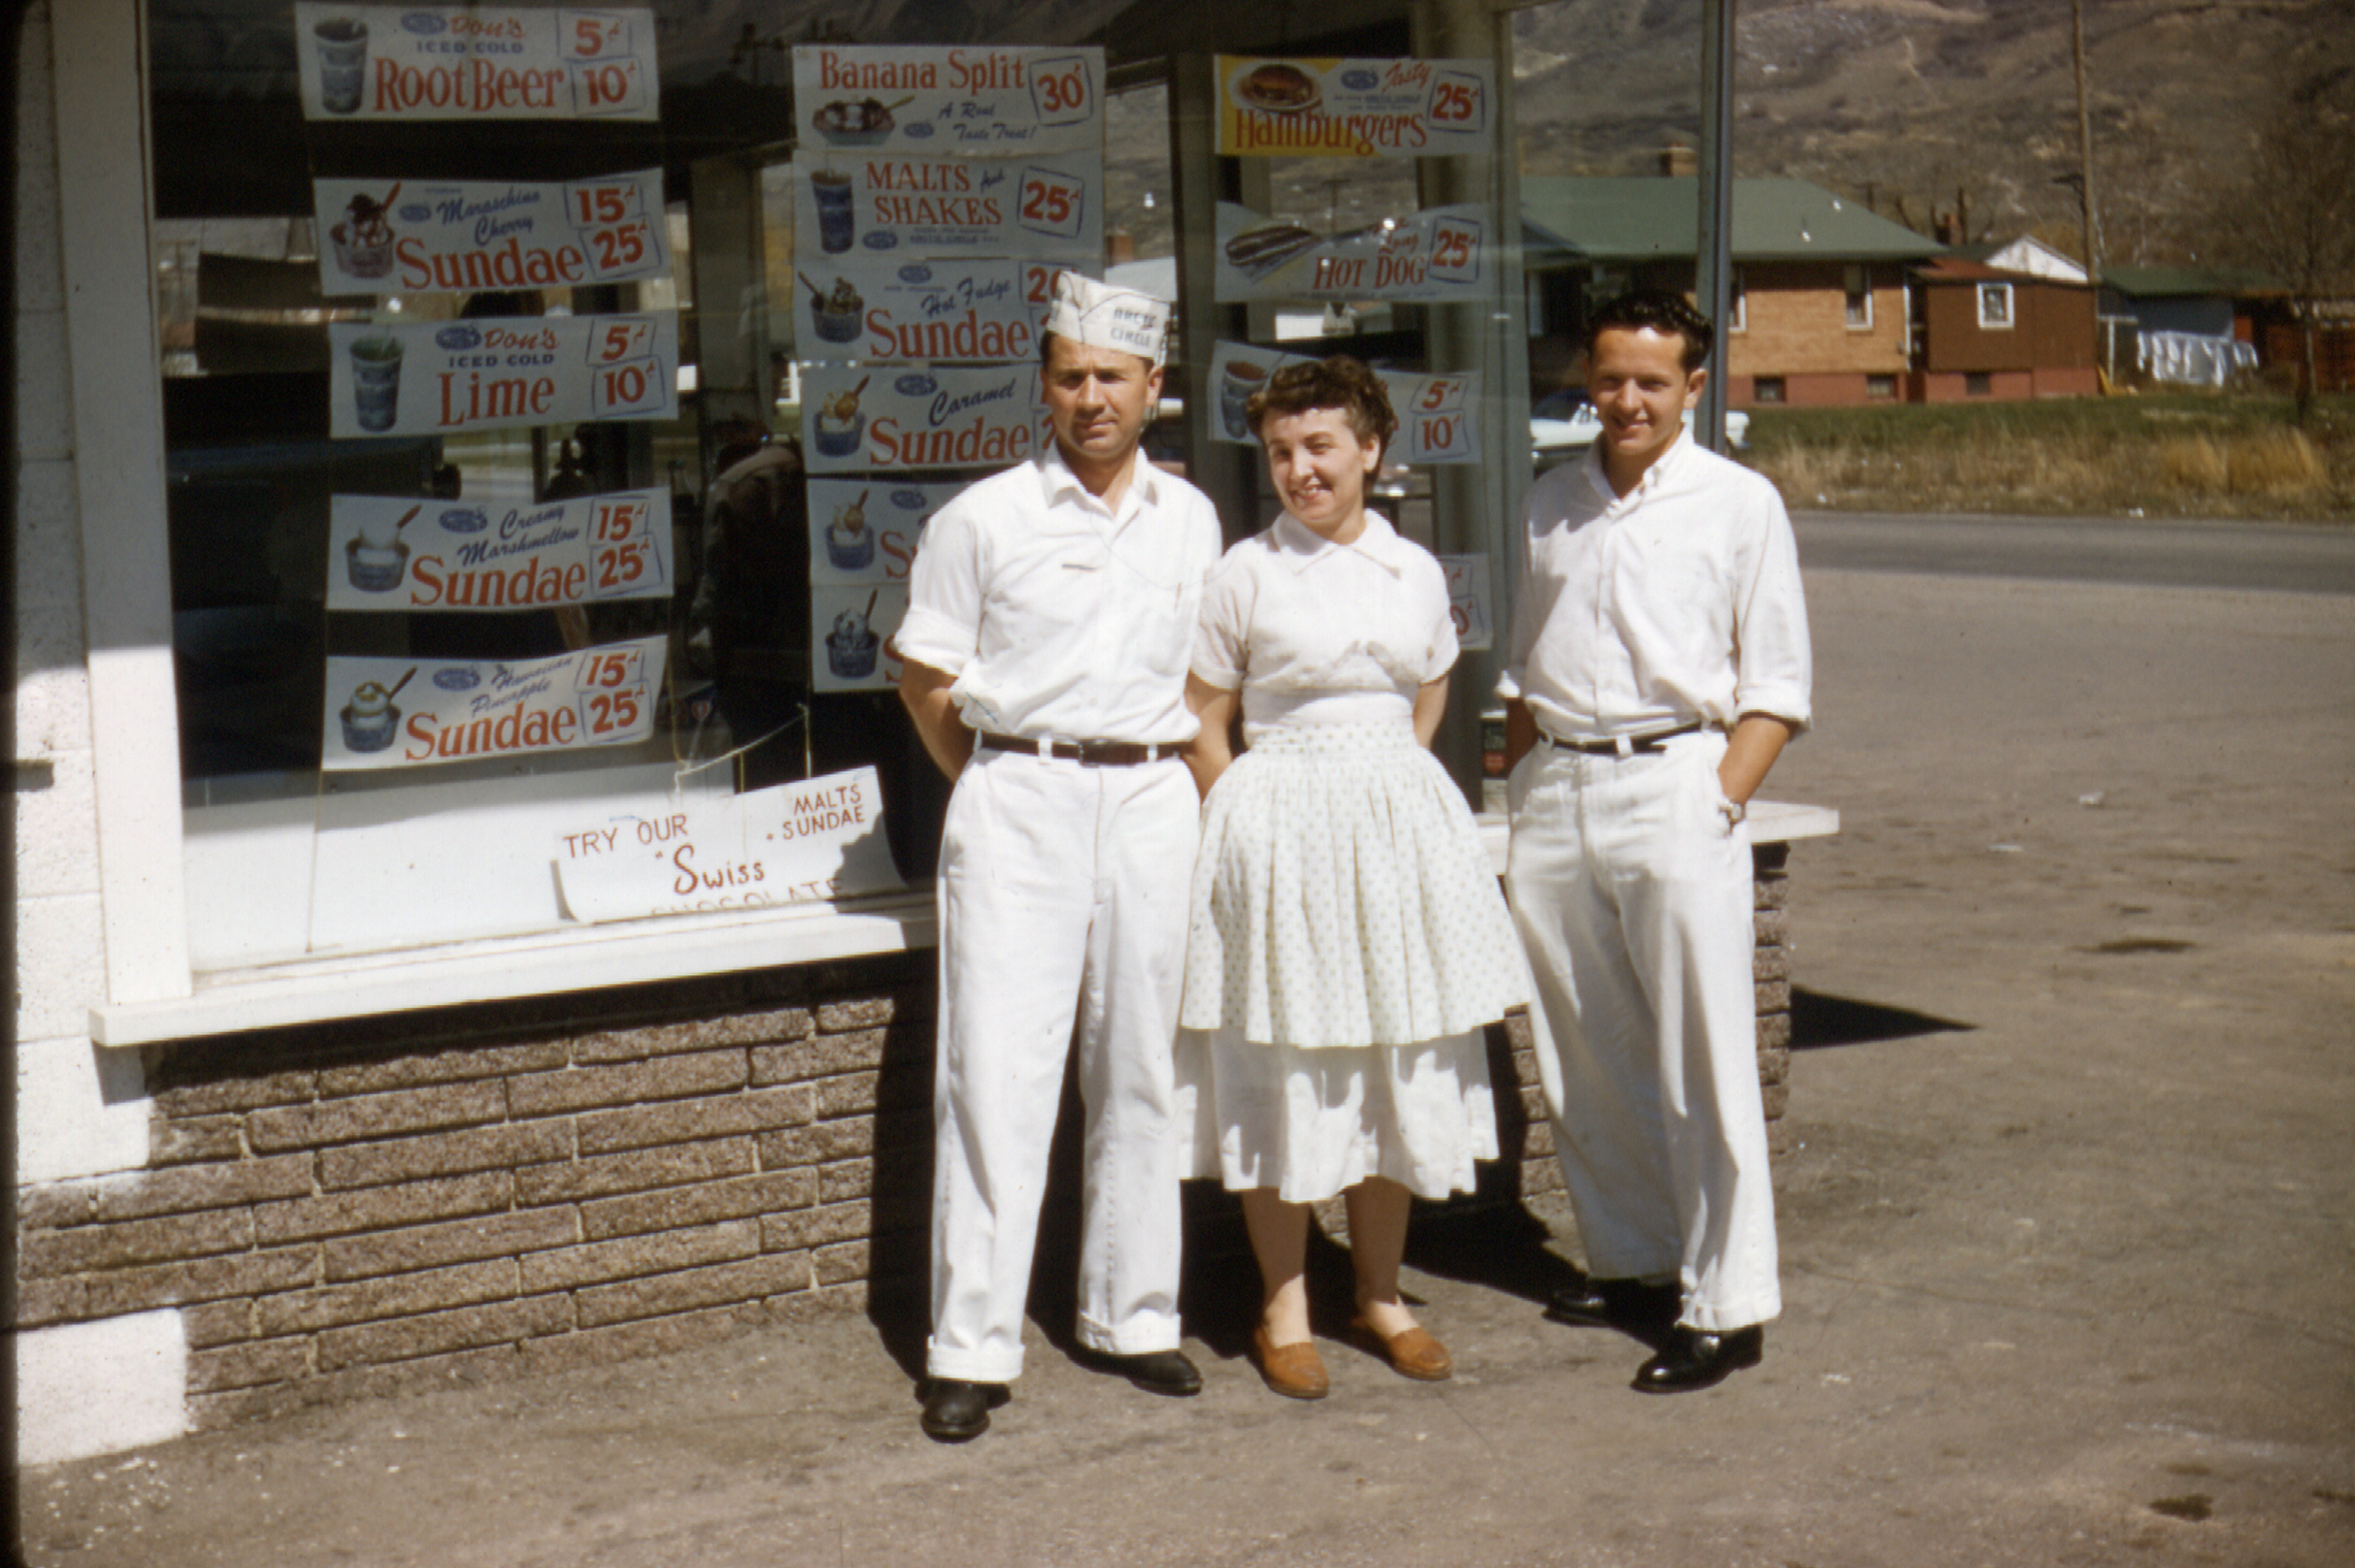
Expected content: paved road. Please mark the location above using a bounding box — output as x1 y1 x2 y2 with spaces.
1795 509 2355 595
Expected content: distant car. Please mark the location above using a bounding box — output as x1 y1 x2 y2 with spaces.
1530 389 1748 467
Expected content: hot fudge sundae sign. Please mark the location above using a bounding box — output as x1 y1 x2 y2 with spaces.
554 768 906 923
294 5 658 123
326 491 671 611
792 45 1103 154
313 170 669 296
323 635 665 771
794 259 1047 366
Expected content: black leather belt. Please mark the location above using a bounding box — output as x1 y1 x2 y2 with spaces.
976 732 1173 767
1544 721 1703 756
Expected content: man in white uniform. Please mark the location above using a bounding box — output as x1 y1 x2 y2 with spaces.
1501 291 1811 1393
897 274 1222 1441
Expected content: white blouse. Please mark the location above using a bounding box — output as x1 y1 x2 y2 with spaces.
1191 510 1459 740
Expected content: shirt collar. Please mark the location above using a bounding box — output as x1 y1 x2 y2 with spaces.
1583 427 1697 509
1270 507 1412 576
1038 445 1158 515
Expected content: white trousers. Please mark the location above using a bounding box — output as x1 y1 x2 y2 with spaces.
1504 732 1781 1332
927 750 1200 1382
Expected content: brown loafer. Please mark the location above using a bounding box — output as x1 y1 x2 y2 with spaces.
1349 1314 1453 1381
1251 1325 1330 1400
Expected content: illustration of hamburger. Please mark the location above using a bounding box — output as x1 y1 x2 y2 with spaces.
826 490 874 570
1238 62 1318 114
814 378 868 457
826 593 880 678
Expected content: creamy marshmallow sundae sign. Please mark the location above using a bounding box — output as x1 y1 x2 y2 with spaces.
327 313 677 438
294 5 658 122
790 45 1104 153
314 170 669 296
324 635 666 771
326 491 671 611
553 768 906 924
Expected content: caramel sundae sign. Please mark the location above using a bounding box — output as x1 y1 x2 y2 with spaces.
1208 342 1481 466
1216 201 1487 303
325 491 671 612
794 259 1051 366
327 312 677 438
294 6 657 122
806 479 954 586
1215 56 1494 159
791 45 1104 155
313 170 669 296
323 634 666 772
792 151 1101 273
553 768 906 924
799 364 1049 475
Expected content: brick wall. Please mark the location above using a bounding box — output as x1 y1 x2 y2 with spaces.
13 850 1801 1435
1727 263 1910 380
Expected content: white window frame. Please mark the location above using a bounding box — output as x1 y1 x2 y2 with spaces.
1978 281 2016 330
59 0 933 1050
1843 264 1873 330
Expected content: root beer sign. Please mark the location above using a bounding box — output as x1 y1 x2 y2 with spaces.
294 6 657 122
326 491 670 612
313 170 668 296
324 636 667 771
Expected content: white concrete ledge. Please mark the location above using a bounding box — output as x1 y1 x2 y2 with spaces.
1477 799 1839 877
90 893 938 1048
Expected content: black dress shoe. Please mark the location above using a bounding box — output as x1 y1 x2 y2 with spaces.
1083 1347 1202 1396
920 1378 1010 1441
1633 1324 1763 1393
1545 1278 1680 1331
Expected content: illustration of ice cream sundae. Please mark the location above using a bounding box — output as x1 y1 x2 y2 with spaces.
340 668 412 753
345 503 418 591
812 96 906 146
814 378 868 457
807 273 864 344
331 184 399 280
826 490 874 570
826 593 880 679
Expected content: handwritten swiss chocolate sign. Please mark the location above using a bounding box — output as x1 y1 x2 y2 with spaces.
793 151 1101 273
323 635 667 771
811 583 911 694
326 491 670 611
1215 202 1487 304
793 258 1057 365
327 312 677 438
553 769 906 922
294 5 657 122
800 364 1048 475
806 479 957 586
1206 342 1480 464
1215 56 1494 158
314 170 668 296
791 45 1104 155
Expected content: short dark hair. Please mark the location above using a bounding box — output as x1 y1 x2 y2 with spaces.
1244 355 1398 454
1581 289 1715 371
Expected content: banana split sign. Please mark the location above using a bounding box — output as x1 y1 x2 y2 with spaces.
1216 201 1487 303
553 768 906 923
295 6 657 122
791 45 1104 155
1207 341 1481 465
326 491 670 612
800 364 1050 475
1215 56 1495 159
328 312 677 438
323 635 667 771
314 170 668 297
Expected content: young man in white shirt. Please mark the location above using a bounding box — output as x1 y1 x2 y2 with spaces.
1500 290 1812 1392
896 274 1222 1441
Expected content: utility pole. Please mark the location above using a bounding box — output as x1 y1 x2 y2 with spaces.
2072 0 2101 280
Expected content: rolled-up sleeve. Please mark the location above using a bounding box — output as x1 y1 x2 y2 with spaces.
893 499 983 675
1730 488 1813 732
1189 555 1249 690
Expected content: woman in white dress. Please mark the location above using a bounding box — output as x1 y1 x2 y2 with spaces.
1179 357 1530 1399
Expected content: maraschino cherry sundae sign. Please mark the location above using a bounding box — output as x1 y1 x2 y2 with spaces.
313 171 670 296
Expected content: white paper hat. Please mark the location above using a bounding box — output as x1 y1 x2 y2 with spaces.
1045 271 1170 366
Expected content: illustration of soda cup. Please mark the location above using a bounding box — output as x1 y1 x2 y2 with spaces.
313 19 370 115
349 336 404 432
813 171 856 255
1221 360 1267 439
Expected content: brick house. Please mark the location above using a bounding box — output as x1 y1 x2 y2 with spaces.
1523 176 1942 408
1909 254 2099 401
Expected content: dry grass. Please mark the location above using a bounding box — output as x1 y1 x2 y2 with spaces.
1740 394 2355 521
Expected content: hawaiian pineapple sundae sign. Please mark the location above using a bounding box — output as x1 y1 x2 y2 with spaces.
323 635 665 771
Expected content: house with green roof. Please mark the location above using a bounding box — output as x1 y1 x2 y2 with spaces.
1523 175 1941 408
